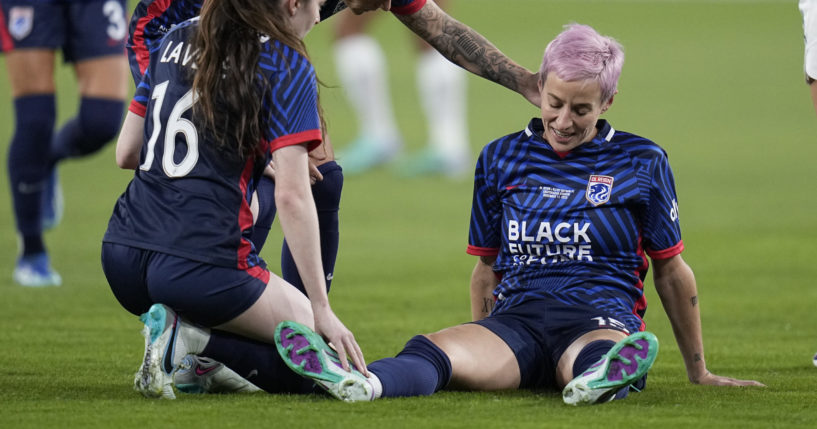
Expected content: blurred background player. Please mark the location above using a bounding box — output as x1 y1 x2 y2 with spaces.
333 0 470 177
802 0 817 118
0 0 129 287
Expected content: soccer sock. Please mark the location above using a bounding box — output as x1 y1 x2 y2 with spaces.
572 339 615 378
334 34 400 146
250 176 277 253
367 335 452 397
416 49 469 167
572 339 632 400
51 97 125 162
202 330 314 394
7 95 56 256
281 161 343 294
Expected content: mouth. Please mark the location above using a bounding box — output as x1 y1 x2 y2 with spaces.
550 128 574 143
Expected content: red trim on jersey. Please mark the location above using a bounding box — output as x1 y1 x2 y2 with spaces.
245 265 271 285
132 0 173 77
466 245 499 257
646 240 684 260
554 150 570 159
129 99 147 117
0 6 14 52
268 129 322 153
235 158 257 270
391 0 426 15
631 237 649 332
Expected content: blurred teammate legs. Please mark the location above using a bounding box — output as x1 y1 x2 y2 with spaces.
333 0 469 177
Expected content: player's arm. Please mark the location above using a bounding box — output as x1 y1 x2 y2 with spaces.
652 254 764 387
394 0 540 107
470 255 498 321
115 111 145 169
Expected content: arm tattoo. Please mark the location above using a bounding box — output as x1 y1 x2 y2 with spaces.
694 353 702 362
397 4 529 93
691 296 698 307
481 297 494 314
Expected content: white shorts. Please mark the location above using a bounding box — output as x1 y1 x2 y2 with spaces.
801 0 817 80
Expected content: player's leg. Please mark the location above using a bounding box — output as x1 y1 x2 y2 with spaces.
558 329 659 406
333 10 401 174
809 78 817 118
2 0 62 285
399 0 470 178
51 0 128 163
274 320 519 401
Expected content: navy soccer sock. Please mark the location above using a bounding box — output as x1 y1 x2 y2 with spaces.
7 95 56 255
281 161 343 294
572 339 633 400
368 335 452 397
250 176 277 252
51 97 124 162
201 330 314 394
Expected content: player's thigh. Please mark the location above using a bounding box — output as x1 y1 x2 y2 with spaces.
3 50 56 96
74 55 128 99
426 323 521 390
215 274 314 344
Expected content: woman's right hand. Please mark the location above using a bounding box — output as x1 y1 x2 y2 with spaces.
312 303 369 376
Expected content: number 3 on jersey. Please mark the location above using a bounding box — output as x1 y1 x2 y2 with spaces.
140 80 199 178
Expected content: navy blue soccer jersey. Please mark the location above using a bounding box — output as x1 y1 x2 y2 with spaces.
127 0 426 83
467 118 684 333
104 19 322 272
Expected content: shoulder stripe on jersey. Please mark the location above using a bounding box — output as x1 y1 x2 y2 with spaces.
0 6 15 52
391 0 426 15
132 0 174 77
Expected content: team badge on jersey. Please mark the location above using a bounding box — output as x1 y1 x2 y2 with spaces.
586 175 614 206
9 7 33 41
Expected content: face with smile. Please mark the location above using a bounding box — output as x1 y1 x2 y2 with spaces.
539 72 613 152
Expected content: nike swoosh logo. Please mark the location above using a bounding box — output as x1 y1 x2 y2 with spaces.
505 184 521 190
246 369 258 379
195 364 220 376
162 317 179 374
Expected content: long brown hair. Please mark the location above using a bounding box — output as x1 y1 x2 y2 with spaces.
191 0 315 159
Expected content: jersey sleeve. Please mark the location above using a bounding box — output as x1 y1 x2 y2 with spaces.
391 0 427 15
641 150 684 260
128 69 152 117
262 45 322 153
467 143 502 257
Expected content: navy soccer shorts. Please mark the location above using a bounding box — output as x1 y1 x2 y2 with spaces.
0 0 127 62
101 242 267 327
472 294 632 390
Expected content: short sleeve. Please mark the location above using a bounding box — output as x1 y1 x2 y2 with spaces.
467 144 502 256
641 151 683 259
391 0 426 15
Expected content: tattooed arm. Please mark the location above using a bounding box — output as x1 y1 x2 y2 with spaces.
394 0 541 107
653 254 764 386
470 255 498 321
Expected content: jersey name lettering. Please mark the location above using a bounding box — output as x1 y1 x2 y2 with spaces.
160 40 198 68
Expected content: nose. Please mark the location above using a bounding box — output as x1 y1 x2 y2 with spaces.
553 107 572 129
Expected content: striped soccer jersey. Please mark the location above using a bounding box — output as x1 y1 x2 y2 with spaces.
104 20 322 270
467 118 684 333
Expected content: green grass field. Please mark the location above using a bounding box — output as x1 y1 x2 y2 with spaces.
2 0 816 427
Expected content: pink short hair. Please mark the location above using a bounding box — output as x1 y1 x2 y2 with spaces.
539 24 624 103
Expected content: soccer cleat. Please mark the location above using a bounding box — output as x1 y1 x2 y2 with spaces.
562 331 659 406
13 252 62 287
174 355 262 394
133 304 208 399
336 135 400 175
274 321 374 402
41 169 64 230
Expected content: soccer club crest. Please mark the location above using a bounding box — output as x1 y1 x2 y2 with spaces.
586 175 614 206
9 7 34 41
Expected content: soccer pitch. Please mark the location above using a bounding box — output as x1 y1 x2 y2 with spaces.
1 0 816 427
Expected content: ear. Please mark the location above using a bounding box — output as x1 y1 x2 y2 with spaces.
601 92 616 113
286 0 299 15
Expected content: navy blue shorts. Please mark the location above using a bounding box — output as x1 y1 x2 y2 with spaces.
0 0 127 62
101 242 267 327
472 294 631 390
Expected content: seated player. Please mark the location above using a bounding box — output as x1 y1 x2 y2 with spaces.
274 23 765 405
